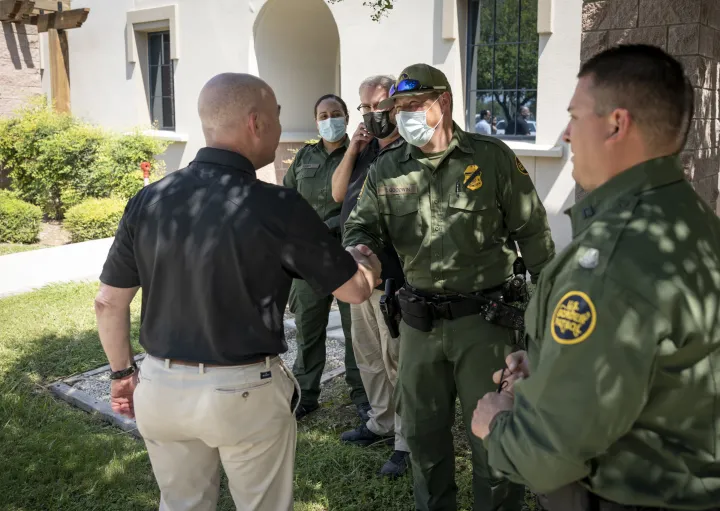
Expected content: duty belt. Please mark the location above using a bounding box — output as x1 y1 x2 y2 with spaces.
397 282 525 333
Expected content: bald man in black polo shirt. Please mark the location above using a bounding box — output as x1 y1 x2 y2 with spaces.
94 73 381 511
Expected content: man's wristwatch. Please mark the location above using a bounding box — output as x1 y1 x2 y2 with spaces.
109 361 138 380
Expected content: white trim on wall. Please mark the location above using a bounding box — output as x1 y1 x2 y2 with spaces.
504 140 563 158
538 0 553 34
126 5 179 64
443 0 457 40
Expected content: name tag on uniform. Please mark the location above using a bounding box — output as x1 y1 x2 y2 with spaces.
301 164 320 169
378 185 418 196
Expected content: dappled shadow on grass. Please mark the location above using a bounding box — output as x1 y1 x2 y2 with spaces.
0 354 158 511
0 283 154 511
0 282 534 510
294 376 477 511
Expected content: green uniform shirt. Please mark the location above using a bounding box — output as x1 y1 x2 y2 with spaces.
342 124 555 293
283 137 349 232
485 156 720 509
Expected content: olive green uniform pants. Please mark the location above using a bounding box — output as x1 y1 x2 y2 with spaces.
396 314 526 511
290 279 367 407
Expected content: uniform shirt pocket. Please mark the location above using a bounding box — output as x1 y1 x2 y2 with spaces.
296 165 319 201
380 196 420 255
447 192 501 250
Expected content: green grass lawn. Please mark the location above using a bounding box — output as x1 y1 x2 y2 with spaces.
0 281 535 510
0 243 46 256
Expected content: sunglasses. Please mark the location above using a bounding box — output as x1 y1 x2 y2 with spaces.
389 79 447 97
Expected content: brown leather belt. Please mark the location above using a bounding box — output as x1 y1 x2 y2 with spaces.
165 356 271 368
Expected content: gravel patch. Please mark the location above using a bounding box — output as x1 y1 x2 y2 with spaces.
71 310 347 404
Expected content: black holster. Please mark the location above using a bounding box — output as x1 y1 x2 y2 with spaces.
379 279 401 339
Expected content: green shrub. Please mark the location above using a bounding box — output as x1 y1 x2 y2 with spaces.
0 193 42 244
64 198 126 243
0 99 168 219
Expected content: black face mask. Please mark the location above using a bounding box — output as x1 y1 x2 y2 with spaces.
363 111 396 139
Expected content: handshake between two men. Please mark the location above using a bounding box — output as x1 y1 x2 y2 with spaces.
346 244 383 292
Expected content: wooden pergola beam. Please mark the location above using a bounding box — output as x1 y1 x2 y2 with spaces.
0 0 73 22
48 28 70 113
31 0 70 12
0 0 34 21
0 0 86 114
31 8 89 32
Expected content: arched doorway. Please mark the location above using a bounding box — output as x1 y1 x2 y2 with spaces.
253 0 341 183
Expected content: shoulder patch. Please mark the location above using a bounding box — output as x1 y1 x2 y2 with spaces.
551 291 596 345
515 157 528 176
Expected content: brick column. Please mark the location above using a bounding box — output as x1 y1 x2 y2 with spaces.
579 0 720 213
1 22 43 190
0 22 42 116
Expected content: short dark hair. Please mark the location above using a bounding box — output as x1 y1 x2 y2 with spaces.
314 94 349 119
480 109 490 118
578 44 694 152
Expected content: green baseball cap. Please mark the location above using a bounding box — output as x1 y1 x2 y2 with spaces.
378 64 452 110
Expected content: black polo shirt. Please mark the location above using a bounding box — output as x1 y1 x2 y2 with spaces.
100 148 358 365
340 138 405 289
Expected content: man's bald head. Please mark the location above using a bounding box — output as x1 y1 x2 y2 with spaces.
198 73 274 133
197 73 281 169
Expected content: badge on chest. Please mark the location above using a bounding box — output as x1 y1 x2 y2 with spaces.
463 165 483 191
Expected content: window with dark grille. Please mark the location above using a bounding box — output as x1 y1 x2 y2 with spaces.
148 31 175 131
466 0 538 140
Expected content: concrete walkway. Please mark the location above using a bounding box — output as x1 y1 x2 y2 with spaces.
0 237 114 298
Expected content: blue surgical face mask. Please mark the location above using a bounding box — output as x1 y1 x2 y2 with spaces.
396 96 443 147
318 117 347 143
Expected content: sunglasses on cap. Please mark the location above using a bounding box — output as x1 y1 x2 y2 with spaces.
389 79 447 97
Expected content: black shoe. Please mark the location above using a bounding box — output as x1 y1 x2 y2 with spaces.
295 403 318 420
340 424 393 447
380 450 410 478
356 402 372 422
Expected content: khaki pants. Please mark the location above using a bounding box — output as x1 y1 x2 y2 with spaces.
134 355 299 511
350 288 409 452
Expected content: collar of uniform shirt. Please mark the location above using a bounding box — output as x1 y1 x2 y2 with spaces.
402 122 474 163
315 134 350 156
566 155 685 236
191 147 256 176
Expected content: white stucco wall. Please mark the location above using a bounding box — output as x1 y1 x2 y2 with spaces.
328 0 467 133
64 0 579 251
254 0 340 135
68 0 254 173
528 0 583 252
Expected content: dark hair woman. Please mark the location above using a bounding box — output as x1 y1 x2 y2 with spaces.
282 93 369 421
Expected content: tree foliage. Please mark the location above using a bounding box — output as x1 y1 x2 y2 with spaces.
469 0 538 124
327 0 395 21
0 98 167 219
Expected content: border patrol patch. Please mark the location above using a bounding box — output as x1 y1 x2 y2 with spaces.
463 165 483 190
516 157 528 176
551 291 596 345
